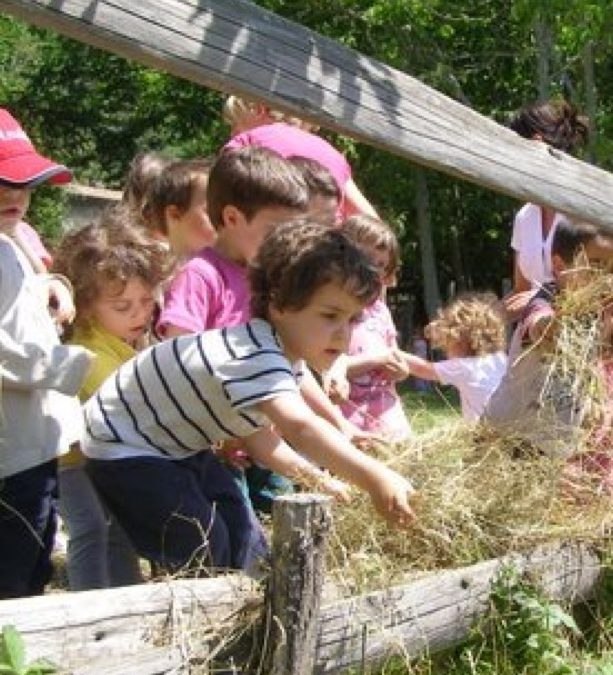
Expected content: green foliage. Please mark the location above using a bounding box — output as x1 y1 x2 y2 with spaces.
0 626 56 675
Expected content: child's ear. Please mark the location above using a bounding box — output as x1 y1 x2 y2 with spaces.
221 205 246 229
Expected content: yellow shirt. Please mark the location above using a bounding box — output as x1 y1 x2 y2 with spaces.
61 323 136 467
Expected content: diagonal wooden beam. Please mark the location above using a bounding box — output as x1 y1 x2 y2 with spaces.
3 0 613 230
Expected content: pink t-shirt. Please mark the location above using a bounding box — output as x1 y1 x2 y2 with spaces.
16 221 53 268
225 122 351 195
157 247 250 334
340 299 411 441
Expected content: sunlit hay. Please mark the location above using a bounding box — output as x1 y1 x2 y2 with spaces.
328 421 613 595
327 267 613 594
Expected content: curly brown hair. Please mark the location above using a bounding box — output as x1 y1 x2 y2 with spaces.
425 292 506 356
52 205 173 331
249 217 381 320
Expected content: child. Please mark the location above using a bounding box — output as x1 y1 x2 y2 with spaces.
146 158 217 257
81 218 415 575
325 215 412 442
53 212 170 589
121 150 173 230
485 218 613 457
157 147 310 338
0 108 92 598
288 156 341 225
223 94 378 220
405 293 508 421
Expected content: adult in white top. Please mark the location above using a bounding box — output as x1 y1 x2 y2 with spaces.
505 99 589 319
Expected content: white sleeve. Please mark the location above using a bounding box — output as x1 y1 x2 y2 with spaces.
432 358 470 387
0 330 92 395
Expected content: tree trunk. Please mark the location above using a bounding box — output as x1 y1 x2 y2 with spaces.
414 168 441 318
582 40 598 164
533 14 552 99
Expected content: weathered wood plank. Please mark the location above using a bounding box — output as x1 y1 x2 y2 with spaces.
0 574 259 673
3 0 613 230
314 541 601 673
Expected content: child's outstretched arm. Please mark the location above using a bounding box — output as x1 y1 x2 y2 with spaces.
257 392 415 527
242 426 351 503
401 351 440 382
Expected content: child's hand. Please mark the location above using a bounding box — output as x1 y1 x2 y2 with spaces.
47 276 76 325
378 348 410 381
315 472 352 503
321 369 350 404
369 467 415 528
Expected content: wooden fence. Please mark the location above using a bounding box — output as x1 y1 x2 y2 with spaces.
3 0 613 230
0 495 602 674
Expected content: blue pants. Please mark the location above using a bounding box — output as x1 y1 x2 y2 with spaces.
0 460 57 599
58 465 142 590
87 453 269 573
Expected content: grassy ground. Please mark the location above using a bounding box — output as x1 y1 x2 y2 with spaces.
400 383 460 435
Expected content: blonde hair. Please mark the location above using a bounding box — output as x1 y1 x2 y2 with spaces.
223 95 318 133
426 292 506 356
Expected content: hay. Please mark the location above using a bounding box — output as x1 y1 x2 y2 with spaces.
327 270 613 594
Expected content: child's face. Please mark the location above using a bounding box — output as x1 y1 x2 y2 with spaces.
0 185 30 233
269 281 364 373
167 184 216 256
90 276 156 344
361 243 394 288
224 205 305 264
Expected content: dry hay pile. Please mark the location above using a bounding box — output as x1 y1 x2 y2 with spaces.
327 270 613 594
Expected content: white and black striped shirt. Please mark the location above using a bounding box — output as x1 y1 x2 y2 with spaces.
82 319 303 460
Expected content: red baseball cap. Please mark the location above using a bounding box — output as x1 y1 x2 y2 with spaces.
0 108 71 187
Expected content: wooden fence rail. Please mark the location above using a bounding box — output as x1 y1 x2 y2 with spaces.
0 495 602 674
3 0 613 230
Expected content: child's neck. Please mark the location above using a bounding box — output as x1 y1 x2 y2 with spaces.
213 238 247 267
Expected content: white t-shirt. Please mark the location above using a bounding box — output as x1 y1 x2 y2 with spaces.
83 319 304 460
511 204 565 288
433 352 508 421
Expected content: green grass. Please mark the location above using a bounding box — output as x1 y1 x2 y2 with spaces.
400 384 460 435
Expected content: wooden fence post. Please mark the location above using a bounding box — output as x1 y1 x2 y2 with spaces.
260 493 332 675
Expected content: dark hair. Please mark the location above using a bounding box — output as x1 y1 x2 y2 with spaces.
289 156 340 203
53 205 172 330
341 214 401 278
147 157 214 235
249 216 381 320
509 99 589 155
207 146 309 228
122 151 174 226
551 217 611 264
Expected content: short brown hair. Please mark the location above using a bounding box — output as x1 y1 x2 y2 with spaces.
207 147 309 228
341 214 401 278
147 157 214 235
249 217 381 320
53 205 172 330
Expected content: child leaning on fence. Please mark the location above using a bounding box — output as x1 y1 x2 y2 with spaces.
52 209 171 590
484 217 613 466
81 218 415 576
0 108 92 599
404 293 508 421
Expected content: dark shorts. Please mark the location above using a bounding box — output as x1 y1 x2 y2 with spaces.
87 452 268 573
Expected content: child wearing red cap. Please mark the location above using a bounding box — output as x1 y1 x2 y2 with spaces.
0 108 92 598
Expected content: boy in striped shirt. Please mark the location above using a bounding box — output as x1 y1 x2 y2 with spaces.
83 218 415 574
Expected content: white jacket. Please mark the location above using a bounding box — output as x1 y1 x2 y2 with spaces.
0 235 90 478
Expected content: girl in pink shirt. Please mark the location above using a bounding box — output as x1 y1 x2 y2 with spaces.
326 215 412 442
